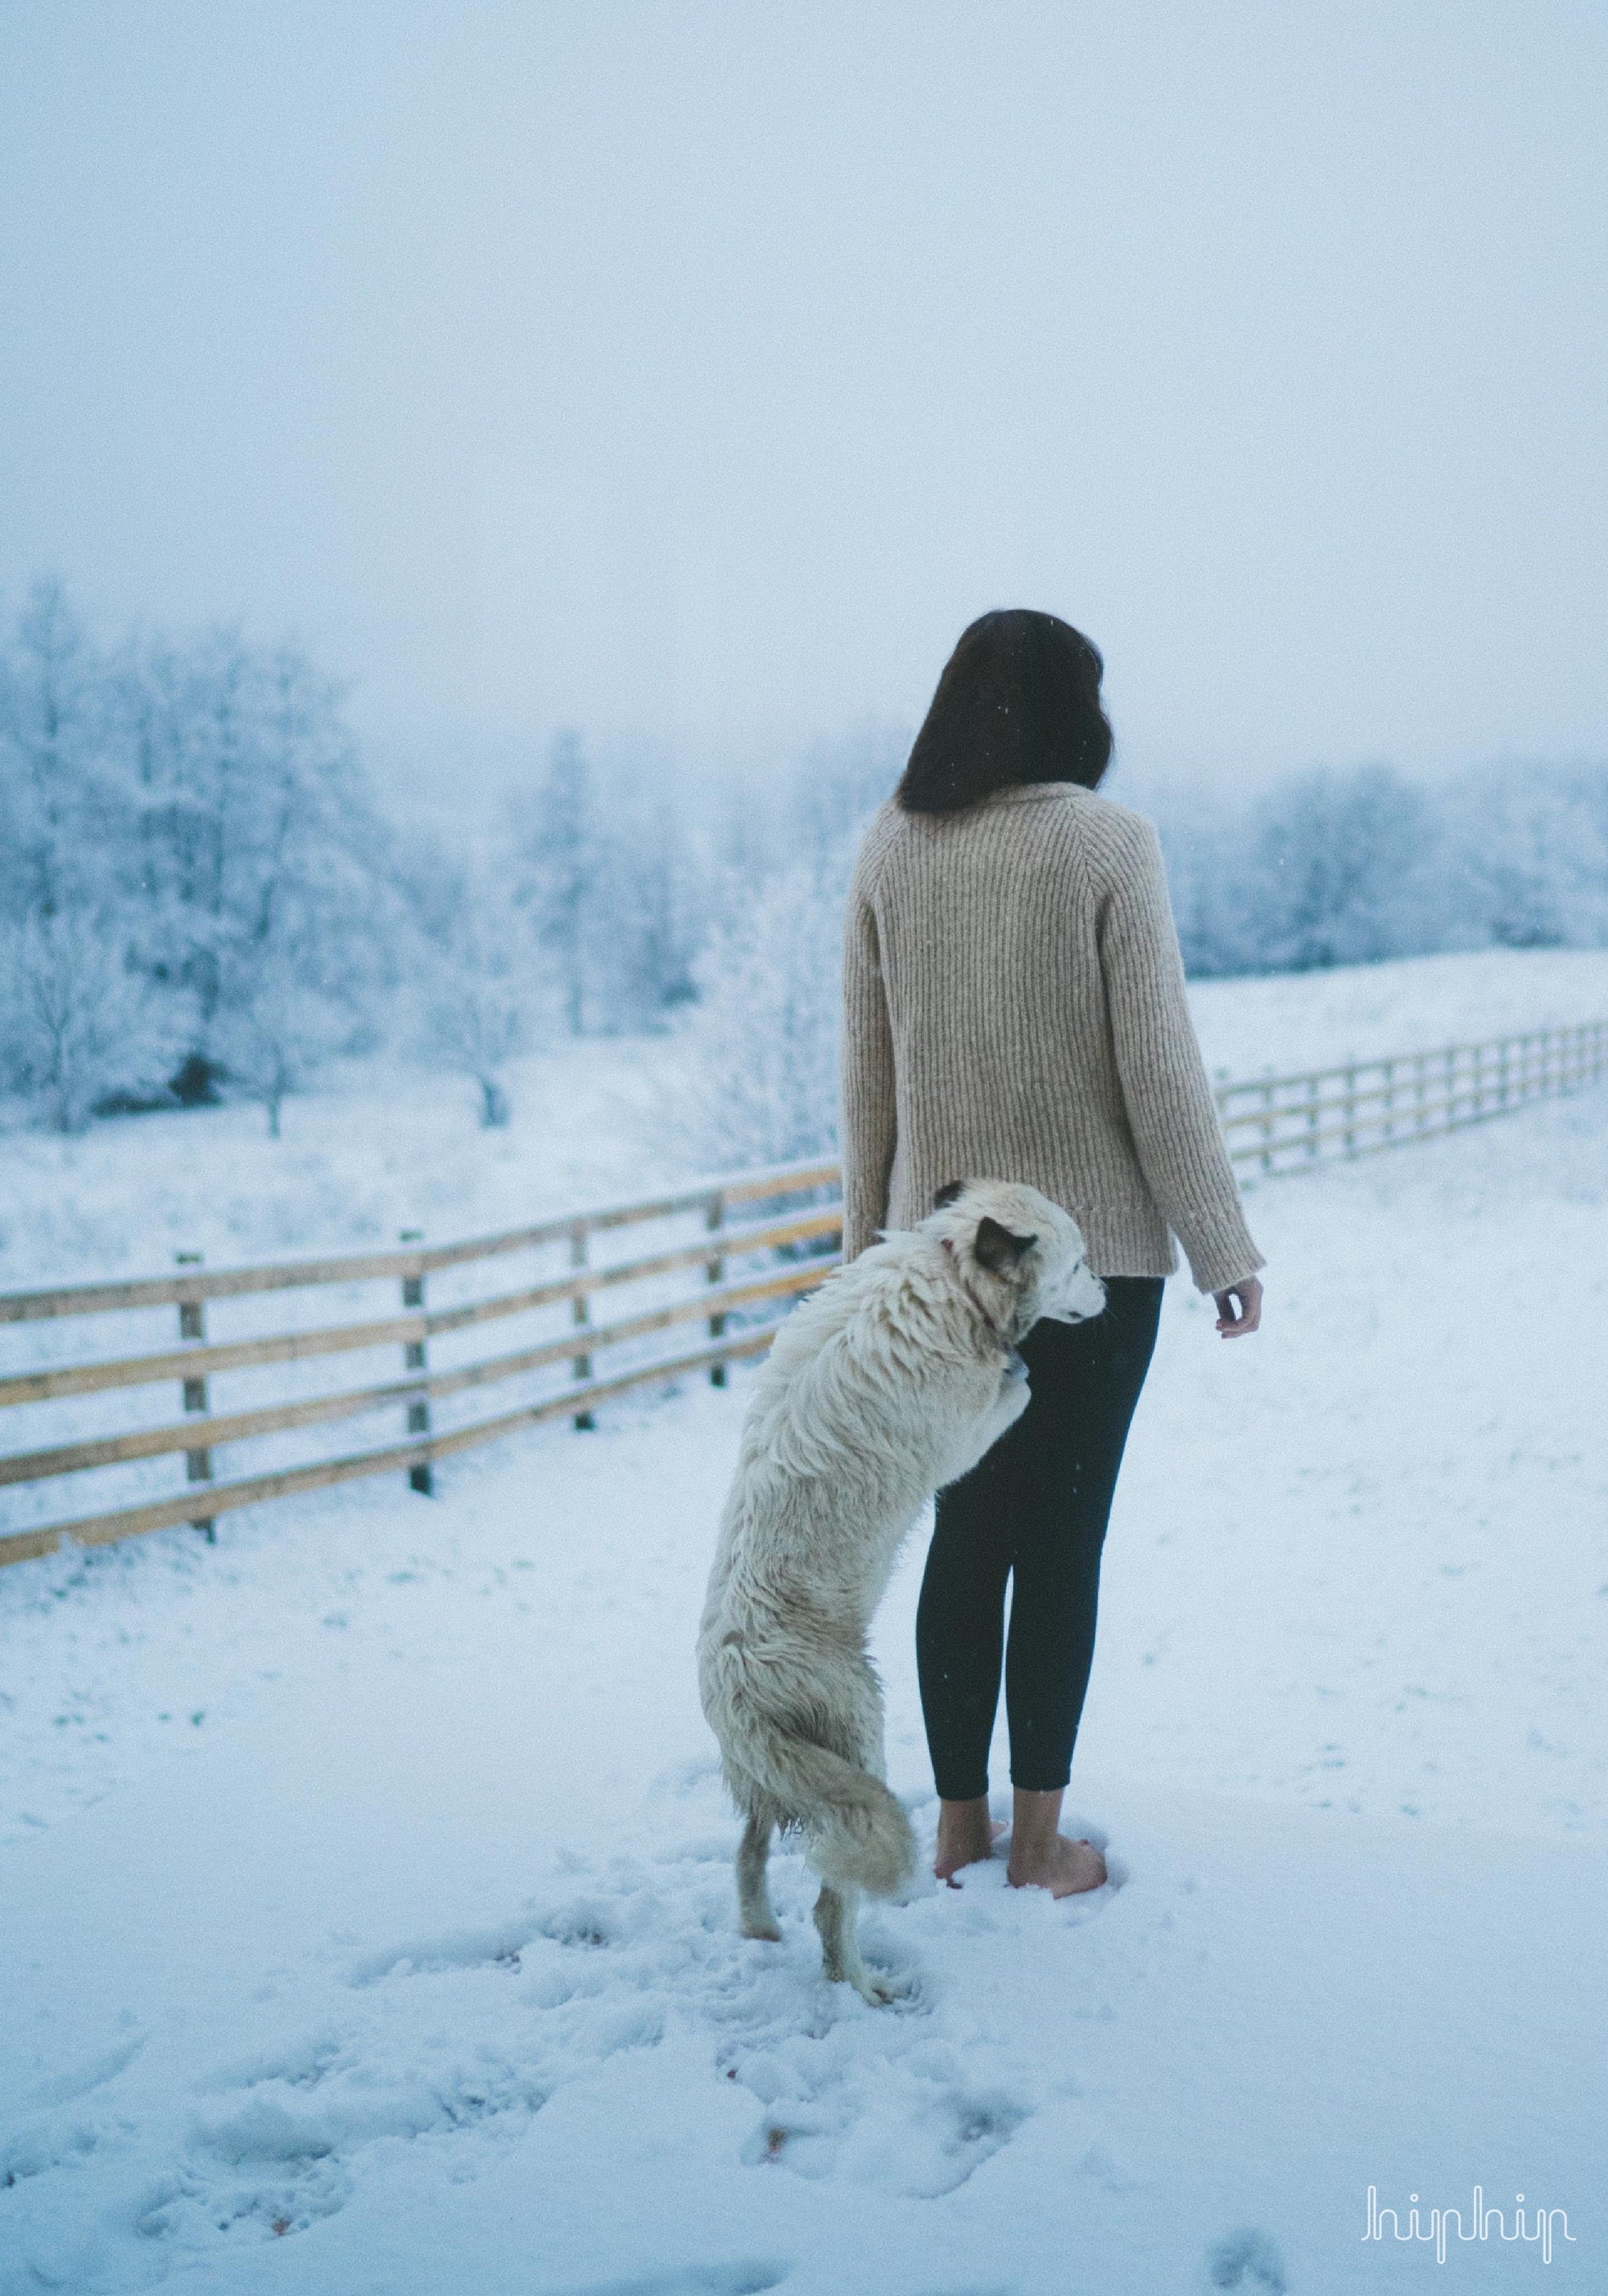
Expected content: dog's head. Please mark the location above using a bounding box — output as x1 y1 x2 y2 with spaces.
923 1179 1106 1341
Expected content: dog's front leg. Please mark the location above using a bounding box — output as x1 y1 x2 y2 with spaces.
736 1810 781 1941
941 1376 1032 1490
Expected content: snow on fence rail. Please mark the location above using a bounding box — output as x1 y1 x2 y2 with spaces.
1 1018 1604 1568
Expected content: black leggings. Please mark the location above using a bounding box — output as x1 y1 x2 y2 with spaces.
916 1277 1164 1800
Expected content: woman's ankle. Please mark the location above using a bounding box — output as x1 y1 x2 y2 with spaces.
937 1794 991 1836
934 1796 996 1876
1009 1785 1067 1848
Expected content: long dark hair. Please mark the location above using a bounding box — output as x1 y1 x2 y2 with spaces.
896 609 1113 815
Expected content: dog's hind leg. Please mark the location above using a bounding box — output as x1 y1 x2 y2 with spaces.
736 1810 781 1941
813 1882 892 2006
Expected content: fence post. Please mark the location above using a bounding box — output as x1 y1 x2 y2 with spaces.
1446 1043 1457 1126
399 1230 432 1495
1343 1065 1357 1158
569 1222 595 1430
1383 1057 1397 1144
175 1251 215 1540
1415 1051 1427 1138
1306 1072 1319 1162
1499 1035 1510 1110
706 1188 728 1385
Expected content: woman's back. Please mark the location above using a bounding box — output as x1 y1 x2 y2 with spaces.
841 779 1261 1296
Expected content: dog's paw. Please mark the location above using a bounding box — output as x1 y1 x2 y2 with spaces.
849 1974 898 2008
739 1921 783 1945
835 1956 915 2008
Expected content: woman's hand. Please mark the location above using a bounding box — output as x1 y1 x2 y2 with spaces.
1213 1276 1263 1337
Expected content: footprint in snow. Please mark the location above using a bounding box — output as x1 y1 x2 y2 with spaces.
34 1831 1046 2259
1204 2227 1288 2292
550 2266 790 2295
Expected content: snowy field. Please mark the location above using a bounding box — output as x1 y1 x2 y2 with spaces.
2 951 1607 2292
1185 945 1608 1078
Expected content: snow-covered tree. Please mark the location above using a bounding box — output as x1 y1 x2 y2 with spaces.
655 843 852 1176
117 630 388 1040
210 945 349 1137
1441 765 1608 950
506 746 716 1035
1152 787 1265 981
1251 765 1438 971
509 730 596 1035
1152 762 1460 978
786 721 903 872
0 909 186 1133
413 885 546 1127
599 797 705 1025
0 580 125 925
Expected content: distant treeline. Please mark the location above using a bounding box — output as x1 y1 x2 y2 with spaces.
1157 760 1608 979
2 580 1604 1139
0 583 892 1134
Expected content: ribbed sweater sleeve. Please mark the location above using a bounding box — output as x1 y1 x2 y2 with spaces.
1097 818 1266 1294
840 867 896 1261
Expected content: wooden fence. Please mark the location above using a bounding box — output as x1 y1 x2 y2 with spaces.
1212 1018 1608 1177
2 1017 1604 1568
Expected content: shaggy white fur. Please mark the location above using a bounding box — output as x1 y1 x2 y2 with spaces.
697 1179 1106 2003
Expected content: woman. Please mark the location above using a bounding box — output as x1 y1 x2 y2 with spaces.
840 609 1264 1897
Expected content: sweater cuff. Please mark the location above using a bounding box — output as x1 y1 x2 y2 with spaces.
1182 1232 1266 1296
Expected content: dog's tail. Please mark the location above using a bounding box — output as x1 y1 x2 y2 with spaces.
745 1730 914 1899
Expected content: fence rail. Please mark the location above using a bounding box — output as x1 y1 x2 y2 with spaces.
2 1020 1603 1568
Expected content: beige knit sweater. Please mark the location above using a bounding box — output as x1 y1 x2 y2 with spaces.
839 783 1264 1294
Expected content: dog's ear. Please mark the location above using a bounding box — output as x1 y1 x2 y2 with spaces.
974 1216 1038 1276
932 1179 966 1210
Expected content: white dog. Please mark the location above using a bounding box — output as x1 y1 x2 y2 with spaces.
697 1178 1106 2003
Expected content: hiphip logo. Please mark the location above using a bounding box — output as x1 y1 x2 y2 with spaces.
1362 2187 1576 2264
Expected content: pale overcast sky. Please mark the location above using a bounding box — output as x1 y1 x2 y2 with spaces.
1 0 1603 802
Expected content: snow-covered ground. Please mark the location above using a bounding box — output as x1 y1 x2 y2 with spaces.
2 949 1605 2291
0 1038 691 1298
1186 945 1608 1079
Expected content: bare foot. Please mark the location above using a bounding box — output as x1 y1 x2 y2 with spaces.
933 1798 1007 1884
1007 1832 1108 1897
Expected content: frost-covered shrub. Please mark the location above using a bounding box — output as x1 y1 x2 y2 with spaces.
413 898 546 1128
656 847 852 1176
0 584 395 1101
209 953 350 1138
0 911 187 1133
1156 760 1608 978
1441 766 1608 951
1251 765 1439 972
504 737 709 1038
